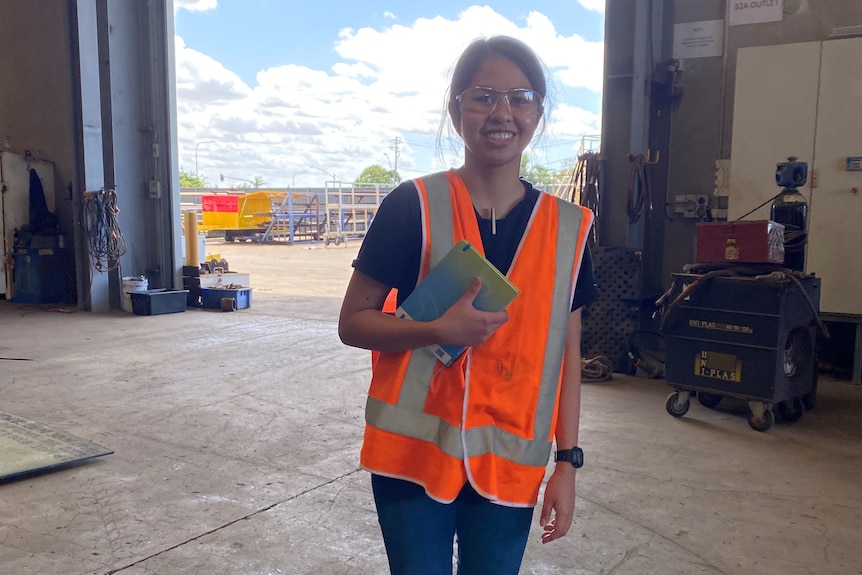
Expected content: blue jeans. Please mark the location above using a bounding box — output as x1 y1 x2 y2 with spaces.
371 474 534 575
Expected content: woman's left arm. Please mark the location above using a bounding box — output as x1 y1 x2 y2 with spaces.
539 308 582 544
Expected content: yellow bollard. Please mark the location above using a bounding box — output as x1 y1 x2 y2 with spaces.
184 211 199 267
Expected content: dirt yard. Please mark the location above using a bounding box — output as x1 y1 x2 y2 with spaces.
199 238 361 320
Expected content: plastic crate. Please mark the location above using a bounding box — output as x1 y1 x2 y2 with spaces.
200 287 252 310
130 289 189 315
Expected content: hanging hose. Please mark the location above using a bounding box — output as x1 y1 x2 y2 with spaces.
571 151 602 244
82 187 126 273
626 330 666 378
626 153 653 224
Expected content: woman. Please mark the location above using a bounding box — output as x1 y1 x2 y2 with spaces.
339 35 596 574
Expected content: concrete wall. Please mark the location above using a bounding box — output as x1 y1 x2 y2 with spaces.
603 0 862 306
1 0 181 310
0 1 77 251
664 0 862 284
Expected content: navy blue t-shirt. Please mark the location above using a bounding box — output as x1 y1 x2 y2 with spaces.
353 179 598 312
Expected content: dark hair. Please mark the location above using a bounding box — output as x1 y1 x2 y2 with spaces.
447 36 548 126
437 36 550 165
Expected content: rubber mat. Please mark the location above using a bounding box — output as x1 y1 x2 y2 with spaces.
0 410 112 482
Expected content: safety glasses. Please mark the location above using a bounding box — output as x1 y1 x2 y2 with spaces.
455 86 542 115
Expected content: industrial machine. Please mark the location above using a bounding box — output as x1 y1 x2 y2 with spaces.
660 158 824 432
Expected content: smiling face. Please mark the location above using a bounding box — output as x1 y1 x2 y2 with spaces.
449 56 542 171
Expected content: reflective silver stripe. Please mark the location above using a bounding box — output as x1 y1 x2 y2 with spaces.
413 180 428 287
396 338 438 411
367 395 464 458
421 172 455 266
367 177 586 467
406 172 457 373
533 198 582 444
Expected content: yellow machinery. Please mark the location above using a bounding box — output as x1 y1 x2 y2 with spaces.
199 191 274 241
197 190 326 243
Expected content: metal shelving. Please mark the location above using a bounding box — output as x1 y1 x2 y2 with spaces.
322 183 389 245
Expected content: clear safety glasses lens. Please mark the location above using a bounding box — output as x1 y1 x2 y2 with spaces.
456 87 541 115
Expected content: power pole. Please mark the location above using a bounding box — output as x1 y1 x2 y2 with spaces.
390 137 401 183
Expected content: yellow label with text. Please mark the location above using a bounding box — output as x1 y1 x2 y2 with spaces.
695 351 742 382
688 319 753 334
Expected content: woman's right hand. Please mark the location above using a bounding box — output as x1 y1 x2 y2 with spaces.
435 277 509 348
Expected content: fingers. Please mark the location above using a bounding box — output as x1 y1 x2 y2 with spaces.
539 502 552 529
458 276 483 305
539 492 574 544
541 520 558 543
541 511 573 544
436 277 509 348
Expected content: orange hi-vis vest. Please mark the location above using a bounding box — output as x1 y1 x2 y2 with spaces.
361 170 593 507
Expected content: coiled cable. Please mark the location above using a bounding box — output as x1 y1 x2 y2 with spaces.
626 153 653 224
572 151 602 245
582 355 613 382
82 188 126 272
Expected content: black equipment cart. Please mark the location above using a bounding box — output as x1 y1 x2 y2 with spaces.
660 268 822 432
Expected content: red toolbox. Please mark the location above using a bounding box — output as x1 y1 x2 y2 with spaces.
696 220 785 265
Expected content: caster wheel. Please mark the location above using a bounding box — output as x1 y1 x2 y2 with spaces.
324 237 331 246
777 397 805 423
748 408 775 432
335 236 342 246
666 392 690 418
697 392 723 409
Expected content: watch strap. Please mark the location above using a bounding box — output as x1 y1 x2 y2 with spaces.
554 447 584 468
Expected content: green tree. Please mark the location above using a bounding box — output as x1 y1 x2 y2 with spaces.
519 155 553 185
253 175 265 188
357 164 399 184
180 169 207 188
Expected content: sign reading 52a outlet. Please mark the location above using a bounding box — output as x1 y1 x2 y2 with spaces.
730 0 784 26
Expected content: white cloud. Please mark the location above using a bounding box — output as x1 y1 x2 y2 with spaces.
174 0 217 13
577 0 605 13
175 6 603 187
383 11 397 20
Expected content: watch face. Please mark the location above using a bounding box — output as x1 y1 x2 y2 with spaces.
571 448 583 467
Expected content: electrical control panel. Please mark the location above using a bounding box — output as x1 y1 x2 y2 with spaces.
673 194 708 218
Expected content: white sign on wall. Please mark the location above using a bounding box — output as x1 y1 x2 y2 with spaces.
729 0 784 26
673 20 725 59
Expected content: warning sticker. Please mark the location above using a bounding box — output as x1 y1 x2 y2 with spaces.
688 319 753 334
696 351 742 382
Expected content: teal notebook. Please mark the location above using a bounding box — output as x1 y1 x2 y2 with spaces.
395 239 521 366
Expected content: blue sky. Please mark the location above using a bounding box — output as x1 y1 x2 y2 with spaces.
173 0 605 188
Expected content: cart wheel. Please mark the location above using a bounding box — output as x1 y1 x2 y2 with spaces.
665 392 690 418
335 236 342 246
777 397 805 423
324 236 330 246
748 408 775 432
697 392 723 409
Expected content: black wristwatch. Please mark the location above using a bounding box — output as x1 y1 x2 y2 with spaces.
554 447 584 468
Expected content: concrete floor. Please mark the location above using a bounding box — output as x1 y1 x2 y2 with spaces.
1 241 861 575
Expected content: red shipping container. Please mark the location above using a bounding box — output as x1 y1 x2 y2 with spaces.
696 220 785 265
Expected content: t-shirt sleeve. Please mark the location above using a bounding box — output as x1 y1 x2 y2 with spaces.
572 243 598 311
352 182 421 296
